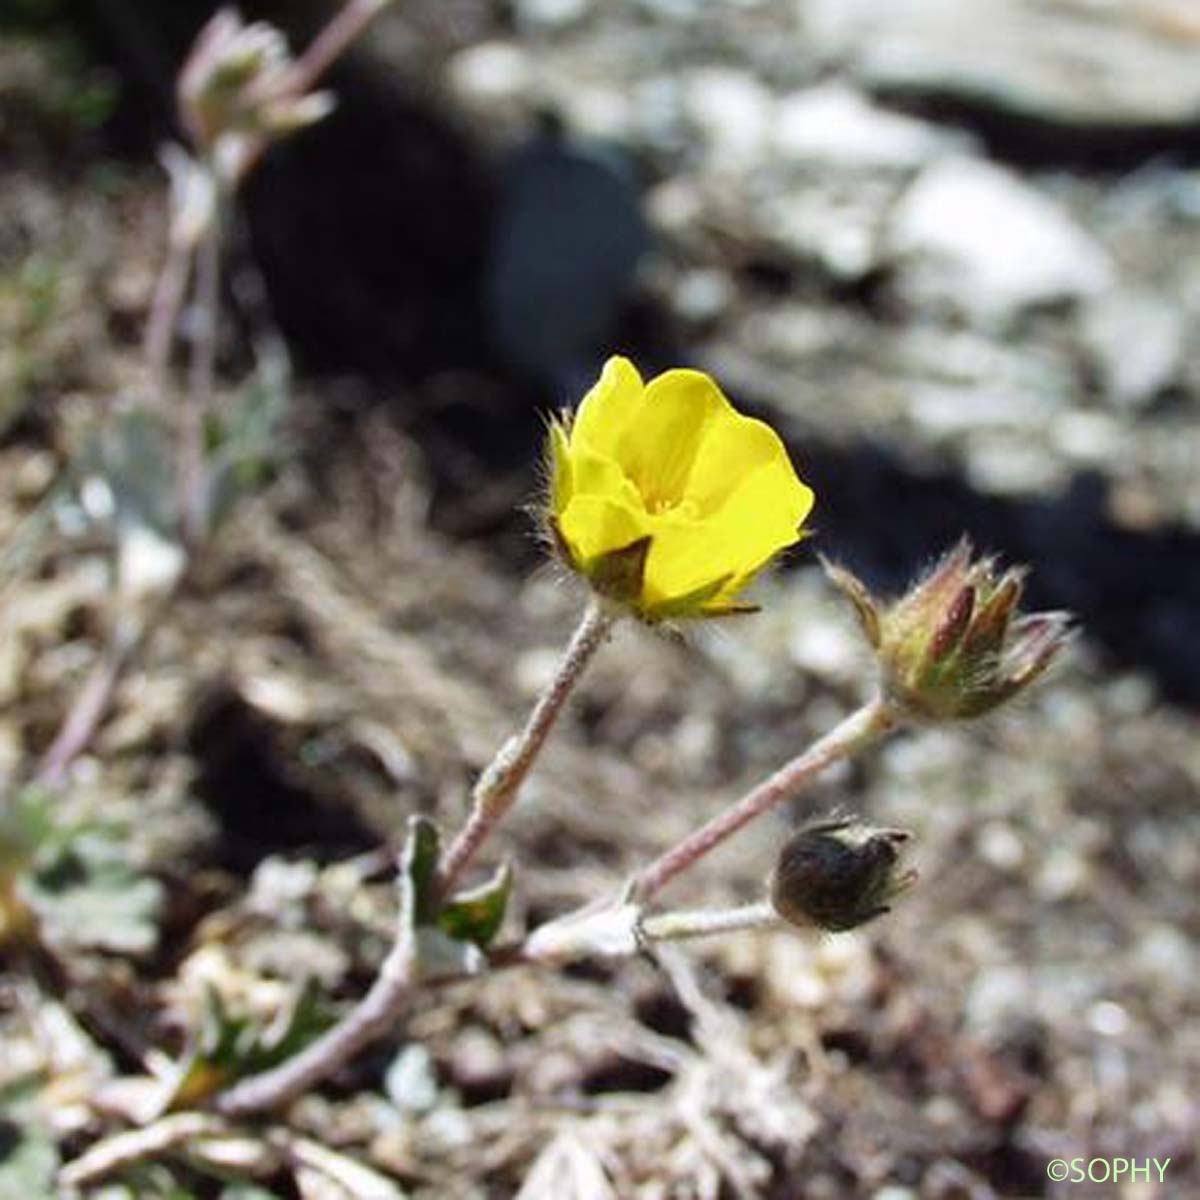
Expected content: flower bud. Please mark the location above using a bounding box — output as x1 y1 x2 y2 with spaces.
770 819 915 933
177 8 334 164
824 539 1074 721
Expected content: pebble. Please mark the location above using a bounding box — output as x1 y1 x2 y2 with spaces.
787 620 861 683
1087 999 1130 1037
1051 410 1125 466
385 1044 441 1114
516 0 591 31
975 821 1026 871
964 435 1065 496
682 68 775 169
884 158 1113 329
444 42 535 113
1080 290 1185 411
773 83 967 170
763 185 889 280
672 266 736 324
964 964 1032 1034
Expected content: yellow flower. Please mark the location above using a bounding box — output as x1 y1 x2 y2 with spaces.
548 356 814 619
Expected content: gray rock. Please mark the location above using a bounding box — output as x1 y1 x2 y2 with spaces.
803 0 1200 134
772 83 970 170
516 0 591 31
883 157 1113 328
1080 290 1185 410
683 68 775 169
762 177 899 281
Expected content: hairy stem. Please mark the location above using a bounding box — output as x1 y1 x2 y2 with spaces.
215 913 416 1118
216 602 613 1115
35 618 144 788
437 600 614 896
640 900 779 944
179 200 221 548
632 695 898 902
286 0 391 95
144 235 193 402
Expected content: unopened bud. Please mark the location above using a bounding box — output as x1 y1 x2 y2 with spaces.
770 819 915 933
177 7 333 166
823 539 1074 722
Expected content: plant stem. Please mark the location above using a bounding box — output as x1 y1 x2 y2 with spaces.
436 600 615 897
144 235 193 402
215 911 416 1118
231 0 392 183
632 695 898 902
640 900 779 944
179 197 221 549
59 1114 231 1189
216 603 613 1115
35 617 144 789
286 0 391 96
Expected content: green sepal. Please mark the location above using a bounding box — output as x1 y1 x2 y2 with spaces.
585 535 652 605
438 861 513 948
643 572 734 622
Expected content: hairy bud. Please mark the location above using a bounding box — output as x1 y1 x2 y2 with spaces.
770 819 915 933
178 7 334 175
824 539 1074 721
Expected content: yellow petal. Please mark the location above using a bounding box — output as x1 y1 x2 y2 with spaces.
566 444 643 514
685 408 799 517
571 356 644 458
643 459 813 613
558 493 648 568
615 369 729 508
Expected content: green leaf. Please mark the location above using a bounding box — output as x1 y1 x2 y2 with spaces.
166 979 335 1110
0 788 55 877
76 408 178 537
401 815 442 927
438 861 513 948
203 361 291 532
24 832 163 955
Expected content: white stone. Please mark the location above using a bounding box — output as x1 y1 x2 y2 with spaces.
773 83 966 170
516 0 590 30
673 267 735 323
445 42 534 110
804 0 1200 131
975 821 1025 871
683 68 775 168
788 621 861 683
1051 411 1125 465
1081 290 1185 410
117 521 186 602
884 158 1113 328
1087 1000 1130 1037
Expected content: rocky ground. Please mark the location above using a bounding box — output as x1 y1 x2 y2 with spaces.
2 1 1199 1197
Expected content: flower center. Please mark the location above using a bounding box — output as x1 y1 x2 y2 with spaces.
646 494 698 519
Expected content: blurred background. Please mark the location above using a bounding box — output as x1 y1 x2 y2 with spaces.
2 1 1199 1197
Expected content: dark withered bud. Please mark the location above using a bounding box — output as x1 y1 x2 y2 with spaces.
770 819 916 933
823 539 1074 722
